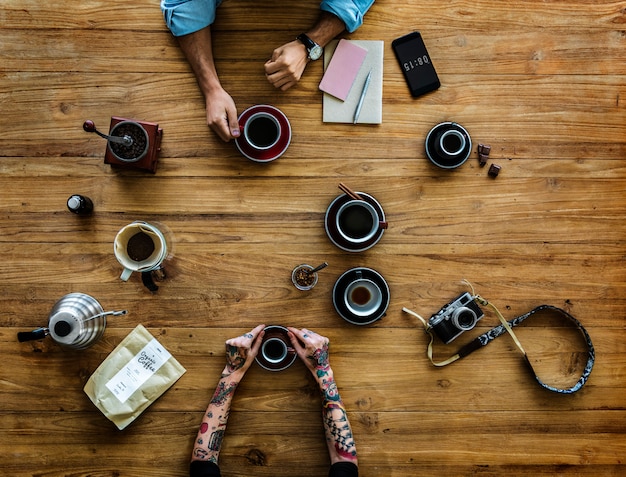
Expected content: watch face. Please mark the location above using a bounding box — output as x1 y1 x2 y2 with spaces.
309 45 323 61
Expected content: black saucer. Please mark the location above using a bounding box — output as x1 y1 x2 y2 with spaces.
332 267 390 325
235 105 291 162
425 122 472 169
325 193 386 252
254 325 297 371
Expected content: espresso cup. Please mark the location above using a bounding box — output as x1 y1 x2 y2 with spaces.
336 200 387 244
114 221 169 281
243 112 281 150
256 325 297 371
438 129 466 158
344 278 383 317
261 337 289 364
425 122 472 169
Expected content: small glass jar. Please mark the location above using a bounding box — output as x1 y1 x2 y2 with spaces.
291 264 318 291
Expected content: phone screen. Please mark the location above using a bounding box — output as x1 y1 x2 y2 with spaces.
392 32 440 97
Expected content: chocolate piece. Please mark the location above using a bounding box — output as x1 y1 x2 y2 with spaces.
488 164 501 177
477 143 492 155
478 153 489 167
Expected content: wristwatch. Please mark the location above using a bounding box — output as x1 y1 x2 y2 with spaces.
297 33 323 61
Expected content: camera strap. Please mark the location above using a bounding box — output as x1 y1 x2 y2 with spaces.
403 296 595 394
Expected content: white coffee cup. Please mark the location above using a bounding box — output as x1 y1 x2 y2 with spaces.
344 278 383 317
114 221 169 281
336 200 387 244
243 112 281 151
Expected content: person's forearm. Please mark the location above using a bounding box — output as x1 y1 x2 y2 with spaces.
191 373 240 463
305 12 346 48
191 327 264 464
315 364 358 465
177 26 222 98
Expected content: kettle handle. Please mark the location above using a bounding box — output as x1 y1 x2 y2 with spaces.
17 327 49 342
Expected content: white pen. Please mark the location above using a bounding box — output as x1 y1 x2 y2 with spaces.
353 70 372 124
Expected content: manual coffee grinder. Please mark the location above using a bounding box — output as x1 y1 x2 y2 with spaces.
83 117 163 173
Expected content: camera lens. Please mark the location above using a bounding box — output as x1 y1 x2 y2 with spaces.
452 307 477 330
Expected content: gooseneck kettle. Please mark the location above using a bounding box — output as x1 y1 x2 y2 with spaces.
17 293 127 350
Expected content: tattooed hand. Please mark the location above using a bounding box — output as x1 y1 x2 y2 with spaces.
222 324 265 378
287 327 330 374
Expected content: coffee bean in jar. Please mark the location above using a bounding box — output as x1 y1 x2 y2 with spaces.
291 264 318 291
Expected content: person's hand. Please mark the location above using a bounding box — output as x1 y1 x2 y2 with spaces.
205 86 240 142
264 40 309 91
287 327 330 374
222 324 265 378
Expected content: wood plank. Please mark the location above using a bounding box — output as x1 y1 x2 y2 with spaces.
1 72 623 158
3 29 625 75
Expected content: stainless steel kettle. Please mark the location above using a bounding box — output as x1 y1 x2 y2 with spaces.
17 293 127 350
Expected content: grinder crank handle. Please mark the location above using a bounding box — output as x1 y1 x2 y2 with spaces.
83 120 133 146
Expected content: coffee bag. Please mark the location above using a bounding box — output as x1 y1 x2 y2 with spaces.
84 324 185 430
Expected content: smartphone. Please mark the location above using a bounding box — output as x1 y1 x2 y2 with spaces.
392 31 440 97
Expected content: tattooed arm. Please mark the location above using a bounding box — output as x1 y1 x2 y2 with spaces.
288 327 358 468
191 324 265 465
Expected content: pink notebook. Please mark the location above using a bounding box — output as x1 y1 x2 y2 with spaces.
319 39 368 101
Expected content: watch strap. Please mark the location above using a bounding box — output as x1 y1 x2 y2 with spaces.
297 33 322 60
297 33 315 51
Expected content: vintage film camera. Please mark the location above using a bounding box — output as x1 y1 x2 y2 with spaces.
428 292 484 344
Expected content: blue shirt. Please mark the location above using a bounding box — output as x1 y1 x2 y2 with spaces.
161 0 375 37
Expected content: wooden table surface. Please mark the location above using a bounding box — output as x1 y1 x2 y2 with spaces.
1 0 625 475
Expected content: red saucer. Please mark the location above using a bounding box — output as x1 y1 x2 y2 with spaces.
235 105 291 162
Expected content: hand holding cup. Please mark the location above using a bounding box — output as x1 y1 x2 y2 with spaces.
223 324 265 377
287 327 331 373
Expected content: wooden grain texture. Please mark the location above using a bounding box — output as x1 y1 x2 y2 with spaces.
1 0 625 475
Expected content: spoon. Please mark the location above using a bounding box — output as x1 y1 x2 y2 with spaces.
307 262 328 275
83 120 134 147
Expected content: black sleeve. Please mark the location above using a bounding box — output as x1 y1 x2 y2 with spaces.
190 459 356 477
329 461 359 477
190 460 221 477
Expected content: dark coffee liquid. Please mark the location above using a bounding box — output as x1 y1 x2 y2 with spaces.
264 339 286 360
351 286 372 306
442 132 463 155
247 116 278 148
339 204 374 239
126 231 155 262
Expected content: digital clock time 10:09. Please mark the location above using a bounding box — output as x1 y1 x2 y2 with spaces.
403 55 431 72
